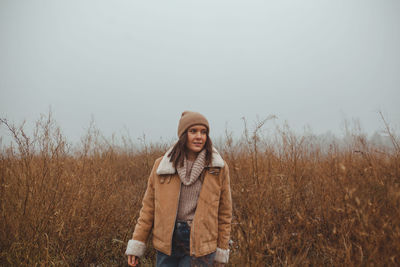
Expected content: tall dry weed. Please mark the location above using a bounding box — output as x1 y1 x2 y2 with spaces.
0 114 399 266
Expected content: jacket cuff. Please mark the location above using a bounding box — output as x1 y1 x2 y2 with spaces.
125 240 146 257
214 247 230 263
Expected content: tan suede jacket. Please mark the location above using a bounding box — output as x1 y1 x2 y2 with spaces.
125 147 232 263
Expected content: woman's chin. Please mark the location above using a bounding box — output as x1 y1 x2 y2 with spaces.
189 146 203 153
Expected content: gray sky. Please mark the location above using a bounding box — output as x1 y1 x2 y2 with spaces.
1 0 399 144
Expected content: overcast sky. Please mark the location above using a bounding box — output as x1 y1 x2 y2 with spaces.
1 0 399 144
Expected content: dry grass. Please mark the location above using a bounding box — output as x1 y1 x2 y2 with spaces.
0 114 399 266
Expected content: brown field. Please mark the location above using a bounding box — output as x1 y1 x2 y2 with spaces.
0 115 399 266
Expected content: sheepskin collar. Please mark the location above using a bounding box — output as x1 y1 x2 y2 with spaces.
156 146 225 175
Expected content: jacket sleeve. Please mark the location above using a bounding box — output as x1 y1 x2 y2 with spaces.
125 160 158 257
215 162 232 263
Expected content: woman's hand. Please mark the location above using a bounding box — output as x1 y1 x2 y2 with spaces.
127 255 139 266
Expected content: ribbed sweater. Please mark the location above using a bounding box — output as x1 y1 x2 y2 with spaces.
176 150 206 222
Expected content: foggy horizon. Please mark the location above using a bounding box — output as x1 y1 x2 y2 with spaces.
1 0 399 144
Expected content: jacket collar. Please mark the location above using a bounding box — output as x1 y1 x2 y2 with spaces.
156 145 225 175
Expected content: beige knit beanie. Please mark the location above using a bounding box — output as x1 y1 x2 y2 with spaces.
177 111 209 138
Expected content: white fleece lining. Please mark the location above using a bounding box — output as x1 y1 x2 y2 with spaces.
125 239 146 257
157 146 175 175
215 247 230 263
157 145 225 175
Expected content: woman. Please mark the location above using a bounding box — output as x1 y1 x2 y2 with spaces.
125 111 232 266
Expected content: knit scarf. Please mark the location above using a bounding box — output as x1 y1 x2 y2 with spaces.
176 149 206 186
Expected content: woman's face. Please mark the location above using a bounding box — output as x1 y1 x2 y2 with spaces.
186 124 208 154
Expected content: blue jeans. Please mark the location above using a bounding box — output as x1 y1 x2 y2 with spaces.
156 221 216 267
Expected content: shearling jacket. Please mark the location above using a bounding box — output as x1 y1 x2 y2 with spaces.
125 146 232 263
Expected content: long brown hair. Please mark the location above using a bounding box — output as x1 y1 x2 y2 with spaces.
168 130 213 168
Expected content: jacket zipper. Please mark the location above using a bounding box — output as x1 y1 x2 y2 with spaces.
170 177 181 255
